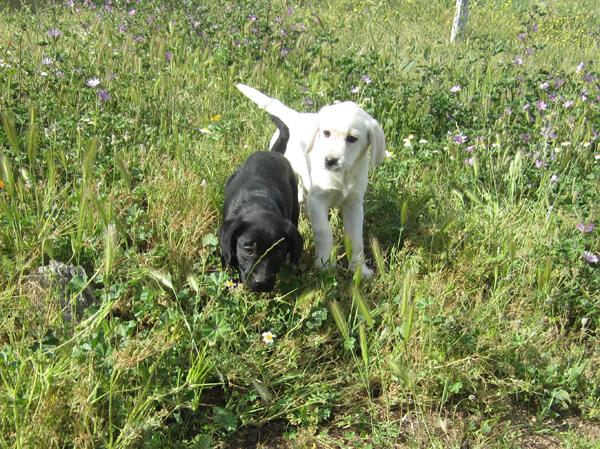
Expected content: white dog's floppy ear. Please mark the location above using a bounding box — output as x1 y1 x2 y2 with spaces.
368 118 386 169
304 122 319 154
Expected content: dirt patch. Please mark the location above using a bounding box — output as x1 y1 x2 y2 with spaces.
224 419 291 449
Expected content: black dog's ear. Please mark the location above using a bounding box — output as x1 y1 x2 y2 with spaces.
219 218 244 268
284 221 303 264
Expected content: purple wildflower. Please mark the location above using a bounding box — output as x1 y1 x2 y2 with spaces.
549 93 558 102
539 82 549 90
248 14 257 21
450 85 461 93
521 133 531 142
47 28 62 38
583 251 599 264
351 86 360 94
42 56 53 65
86 78 100 88
583 73 595 83
550 174 559 184
464 158 474 166
535 100 548 111
523 102 530 111
286 6 294 15
581 91 588 102
535 159 546 168
576 223 596 233
453 133 467 144
361 74 372 85
128 8 136 15
525 47 535 56
541 127 557 140
554 78 565 88
465 145 475 153
303 97 314 107
515 56 523 65
517 32 527 41
97 89 110 101
531 23 539 32
118 23 127 33
576 62 585 74
563 99 574 108
280 48 289 57
165 51 172 63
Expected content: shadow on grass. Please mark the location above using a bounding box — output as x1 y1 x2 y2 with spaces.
225 419 290 449
364 176 434 255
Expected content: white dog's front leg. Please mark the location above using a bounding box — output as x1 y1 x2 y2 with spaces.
307 194 333 270
342 199 373 278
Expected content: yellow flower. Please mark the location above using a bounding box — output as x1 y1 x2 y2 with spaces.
210 114 221 122
0 179 4 189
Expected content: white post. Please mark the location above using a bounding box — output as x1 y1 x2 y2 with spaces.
450 0 469 43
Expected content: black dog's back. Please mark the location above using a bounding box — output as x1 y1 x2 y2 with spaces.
223 151 298 225
223 115 295 222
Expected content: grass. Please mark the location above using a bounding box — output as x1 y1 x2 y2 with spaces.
0 0 599 447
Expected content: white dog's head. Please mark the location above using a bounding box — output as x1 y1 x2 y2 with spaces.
305 101 386 172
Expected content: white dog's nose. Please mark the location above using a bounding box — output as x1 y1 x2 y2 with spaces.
325 157 339 169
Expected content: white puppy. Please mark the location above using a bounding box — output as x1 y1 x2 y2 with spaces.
236 84 386 278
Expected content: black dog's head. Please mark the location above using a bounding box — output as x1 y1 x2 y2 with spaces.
219 212 302 292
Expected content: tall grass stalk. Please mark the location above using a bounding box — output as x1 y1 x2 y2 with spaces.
103 223 118 283
26 106 39 168
329 299 349 341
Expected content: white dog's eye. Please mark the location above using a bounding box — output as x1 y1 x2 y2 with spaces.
323 130 331 138
346 135 358 143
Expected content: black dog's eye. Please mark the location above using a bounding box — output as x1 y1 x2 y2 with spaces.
323 130 331 138
242 242 255 255
346 135 358 143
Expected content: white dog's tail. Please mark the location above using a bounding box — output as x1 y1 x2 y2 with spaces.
236 84 301 125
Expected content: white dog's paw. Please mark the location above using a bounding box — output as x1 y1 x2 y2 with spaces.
314 256 332 272
361 264 374 279
349 260 374 279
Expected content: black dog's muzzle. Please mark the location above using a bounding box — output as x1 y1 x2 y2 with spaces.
246 274 276 292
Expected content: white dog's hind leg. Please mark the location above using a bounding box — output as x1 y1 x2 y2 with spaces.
307 195 334 270
342 199 373 278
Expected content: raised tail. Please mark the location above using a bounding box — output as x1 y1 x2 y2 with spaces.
269 115 290 154
236 83 301 126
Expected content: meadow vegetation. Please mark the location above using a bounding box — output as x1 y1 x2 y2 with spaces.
0 0 599 447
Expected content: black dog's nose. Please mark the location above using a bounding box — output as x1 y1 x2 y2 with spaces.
250 276 276 292
325 157 339 169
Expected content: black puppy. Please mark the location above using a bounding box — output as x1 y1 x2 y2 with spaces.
219 116 303 292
